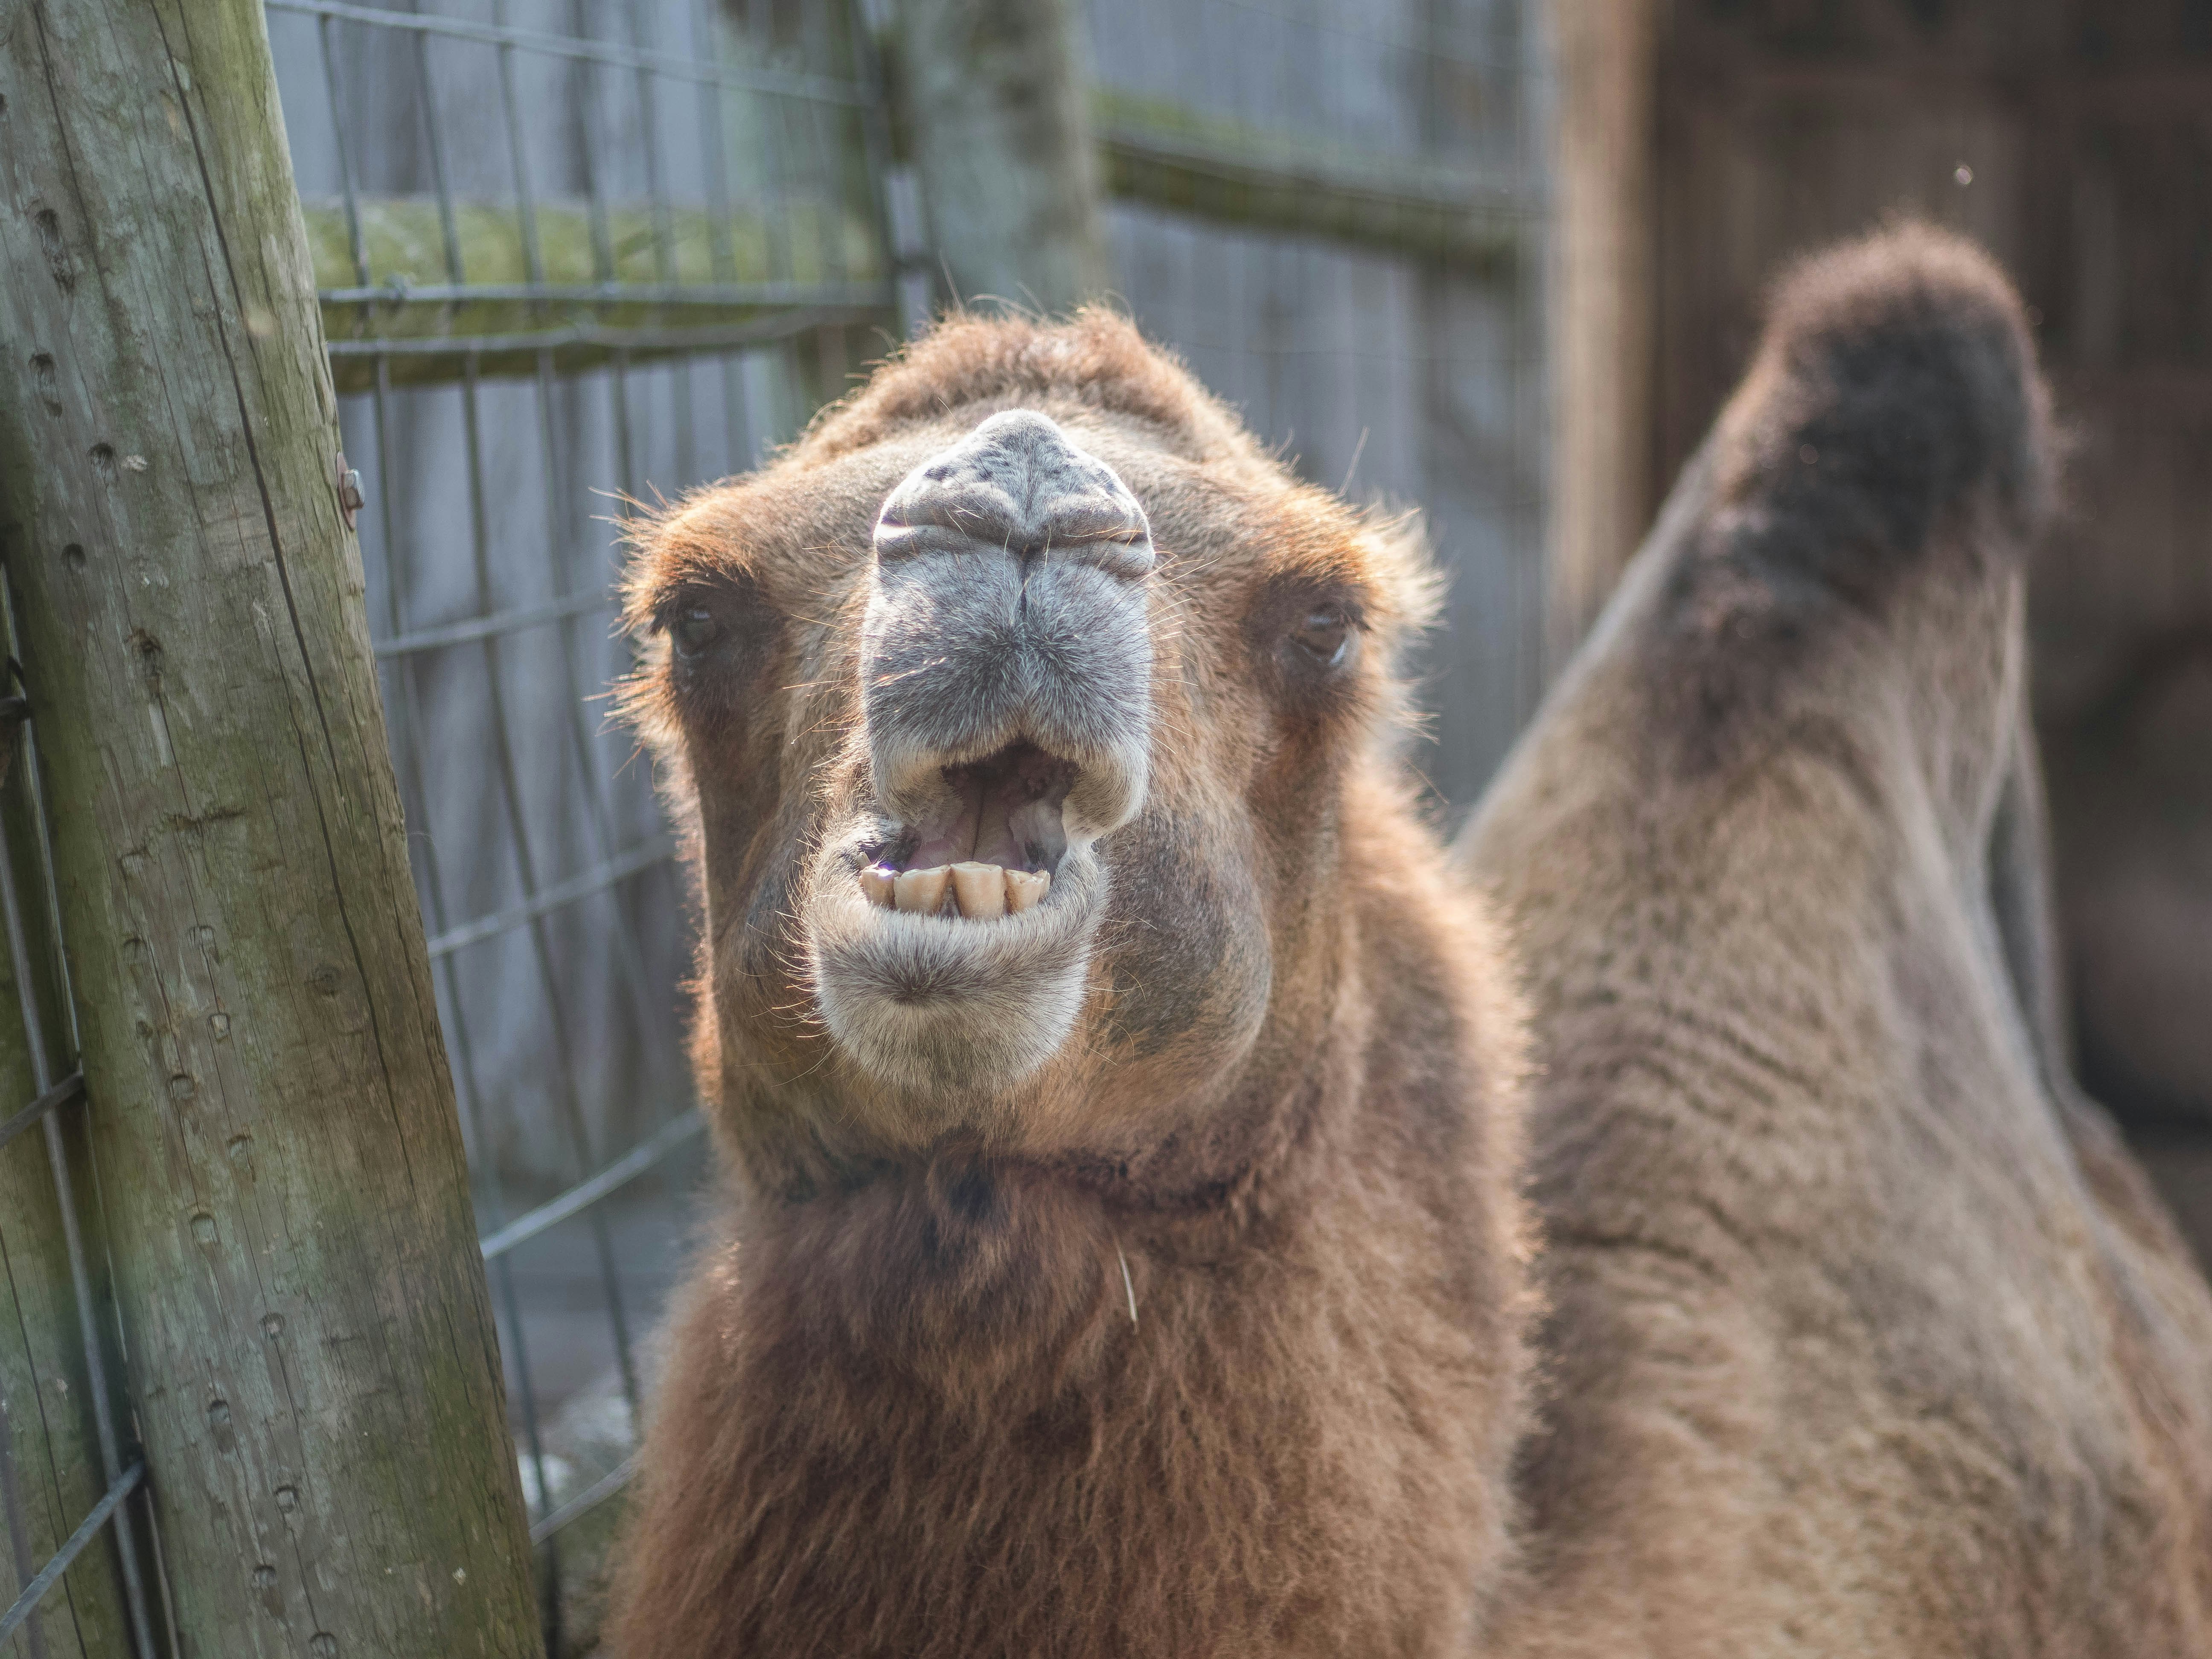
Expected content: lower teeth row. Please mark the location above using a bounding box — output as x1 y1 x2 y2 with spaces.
859 861 1050 918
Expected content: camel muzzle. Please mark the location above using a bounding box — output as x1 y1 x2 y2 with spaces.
797 412 1155 1087
858 410 1154 862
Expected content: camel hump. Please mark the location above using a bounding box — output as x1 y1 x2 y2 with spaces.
1708 222 2055 594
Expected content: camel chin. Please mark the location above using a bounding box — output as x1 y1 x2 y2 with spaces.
807 828 1110 1094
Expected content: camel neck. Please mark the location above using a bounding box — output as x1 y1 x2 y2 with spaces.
655 1135 1502 1658
615 873 1527 1656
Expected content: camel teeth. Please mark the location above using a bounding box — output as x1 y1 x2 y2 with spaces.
872 862 1047 919
1004 868 1049 914
894 865 951 914
951 862 1005 919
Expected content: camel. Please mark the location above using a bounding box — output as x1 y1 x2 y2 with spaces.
607 314 1531 1655
1460 225 2212 1655
606 227 2212 1657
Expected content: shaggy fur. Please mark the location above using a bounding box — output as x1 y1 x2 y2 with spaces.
1462 225 2212 1655
610 312 1529 1655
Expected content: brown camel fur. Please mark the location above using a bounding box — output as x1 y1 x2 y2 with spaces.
608 312 1529 1656
1461 225 2212 1656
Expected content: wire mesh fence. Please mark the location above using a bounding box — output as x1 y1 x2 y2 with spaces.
264 0 1540 1646
0 590 164 1656
263 0 896 1645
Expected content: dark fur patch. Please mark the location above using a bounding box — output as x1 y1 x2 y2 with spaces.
1639 224 2057 768
1688 223 2052 602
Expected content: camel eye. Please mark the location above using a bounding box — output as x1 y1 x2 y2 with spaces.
1290 605 1352 670
673 604 721 656
653 569 778 707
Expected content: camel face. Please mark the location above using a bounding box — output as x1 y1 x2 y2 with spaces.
813 410 1156 1091
624 315 1419 1156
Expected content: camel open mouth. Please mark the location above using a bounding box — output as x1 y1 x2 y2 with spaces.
855 740 1077 920
812 734 1109 1089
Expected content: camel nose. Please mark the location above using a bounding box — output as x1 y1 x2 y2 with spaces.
860 412 1154 839
873 410 1155 581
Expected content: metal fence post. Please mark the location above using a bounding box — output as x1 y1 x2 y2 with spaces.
0 0 542 1652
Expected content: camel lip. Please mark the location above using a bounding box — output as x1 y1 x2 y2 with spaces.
805 828 1109 1087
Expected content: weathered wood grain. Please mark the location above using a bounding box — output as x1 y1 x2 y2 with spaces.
0 0 541 1652
891 0 1113 312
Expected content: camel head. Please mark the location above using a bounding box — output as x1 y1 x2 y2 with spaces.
622 312 1430 1177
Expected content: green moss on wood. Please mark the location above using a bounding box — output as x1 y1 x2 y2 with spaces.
1092 87 1522 271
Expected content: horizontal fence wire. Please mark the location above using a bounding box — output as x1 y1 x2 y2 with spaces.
318 280 887 308
424 836 676 962
1094 90 1528 269
269 0 875 104
527 1454 637 1546
478 1109 707 1265
373 588 612 661
0 1071 81 1153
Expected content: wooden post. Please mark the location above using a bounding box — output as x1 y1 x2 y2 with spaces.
1546 0 1660 671
890 0 1113 314
0 2 542 1653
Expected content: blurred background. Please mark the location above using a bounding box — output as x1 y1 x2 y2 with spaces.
257 0 2211 1644
1546 0 2212 1267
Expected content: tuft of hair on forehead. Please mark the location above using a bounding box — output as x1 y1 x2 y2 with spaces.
794 306 1267 467
619 311 1269 637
